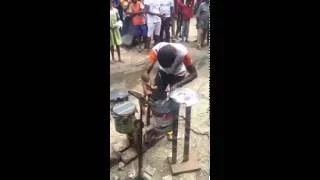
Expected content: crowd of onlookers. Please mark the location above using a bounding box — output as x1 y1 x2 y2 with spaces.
110 0 210 63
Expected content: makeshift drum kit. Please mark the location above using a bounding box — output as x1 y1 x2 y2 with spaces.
110 86 201 179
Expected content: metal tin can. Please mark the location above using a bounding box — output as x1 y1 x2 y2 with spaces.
151 100 179 131
111 101 136 134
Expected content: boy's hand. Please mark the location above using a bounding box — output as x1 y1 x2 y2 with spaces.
150 84 158 90
142 82 157 95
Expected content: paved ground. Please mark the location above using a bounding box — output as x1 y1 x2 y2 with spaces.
110 17 210 180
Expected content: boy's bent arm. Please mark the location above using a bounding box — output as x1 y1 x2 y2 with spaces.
172 65 198 89
141 62 155 82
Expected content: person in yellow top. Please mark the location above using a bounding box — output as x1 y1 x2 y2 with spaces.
110 0 124 63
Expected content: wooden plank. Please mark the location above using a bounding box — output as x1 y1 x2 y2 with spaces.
121 147 138 164
167 154 201 175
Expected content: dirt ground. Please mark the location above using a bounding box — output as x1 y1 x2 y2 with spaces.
110 17 210 180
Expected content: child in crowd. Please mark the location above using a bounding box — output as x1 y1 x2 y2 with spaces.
129 0 148 49
110 0 124 63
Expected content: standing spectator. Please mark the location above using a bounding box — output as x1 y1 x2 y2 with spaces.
159 0 174 42
114 0 124 22
121 0 131 13
121 0 133 36
177 0 194 42
110 1 124 63
129 0 148 48
170 0 177 41
175 0 183 40
196 0 209 49
144 0 164 49
193 0 204 15
193 0 204 42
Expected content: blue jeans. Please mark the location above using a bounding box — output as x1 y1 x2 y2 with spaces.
134 24 147 37
181 20 190 40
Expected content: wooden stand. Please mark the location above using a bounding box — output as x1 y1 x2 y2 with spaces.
167 153 201 175
168 106 201 175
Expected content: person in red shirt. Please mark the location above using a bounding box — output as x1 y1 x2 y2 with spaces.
128 0 148 48
177 0 194 42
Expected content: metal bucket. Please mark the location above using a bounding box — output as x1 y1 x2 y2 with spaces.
151 100 179 131
111 101 136 134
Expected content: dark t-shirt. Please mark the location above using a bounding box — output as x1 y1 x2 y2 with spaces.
197 2 209 29
113 0 120 7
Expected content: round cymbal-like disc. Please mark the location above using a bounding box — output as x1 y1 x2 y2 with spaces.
110 89 128 101
170 88 199 106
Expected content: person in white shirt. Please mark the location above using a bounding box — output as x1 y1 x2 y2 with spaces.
141 42 198 141
141 42 198 100
144 0 164 49
159 0 174 42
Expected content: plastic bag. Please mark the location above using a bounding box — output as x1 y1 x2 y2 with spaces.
115 20 123 28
